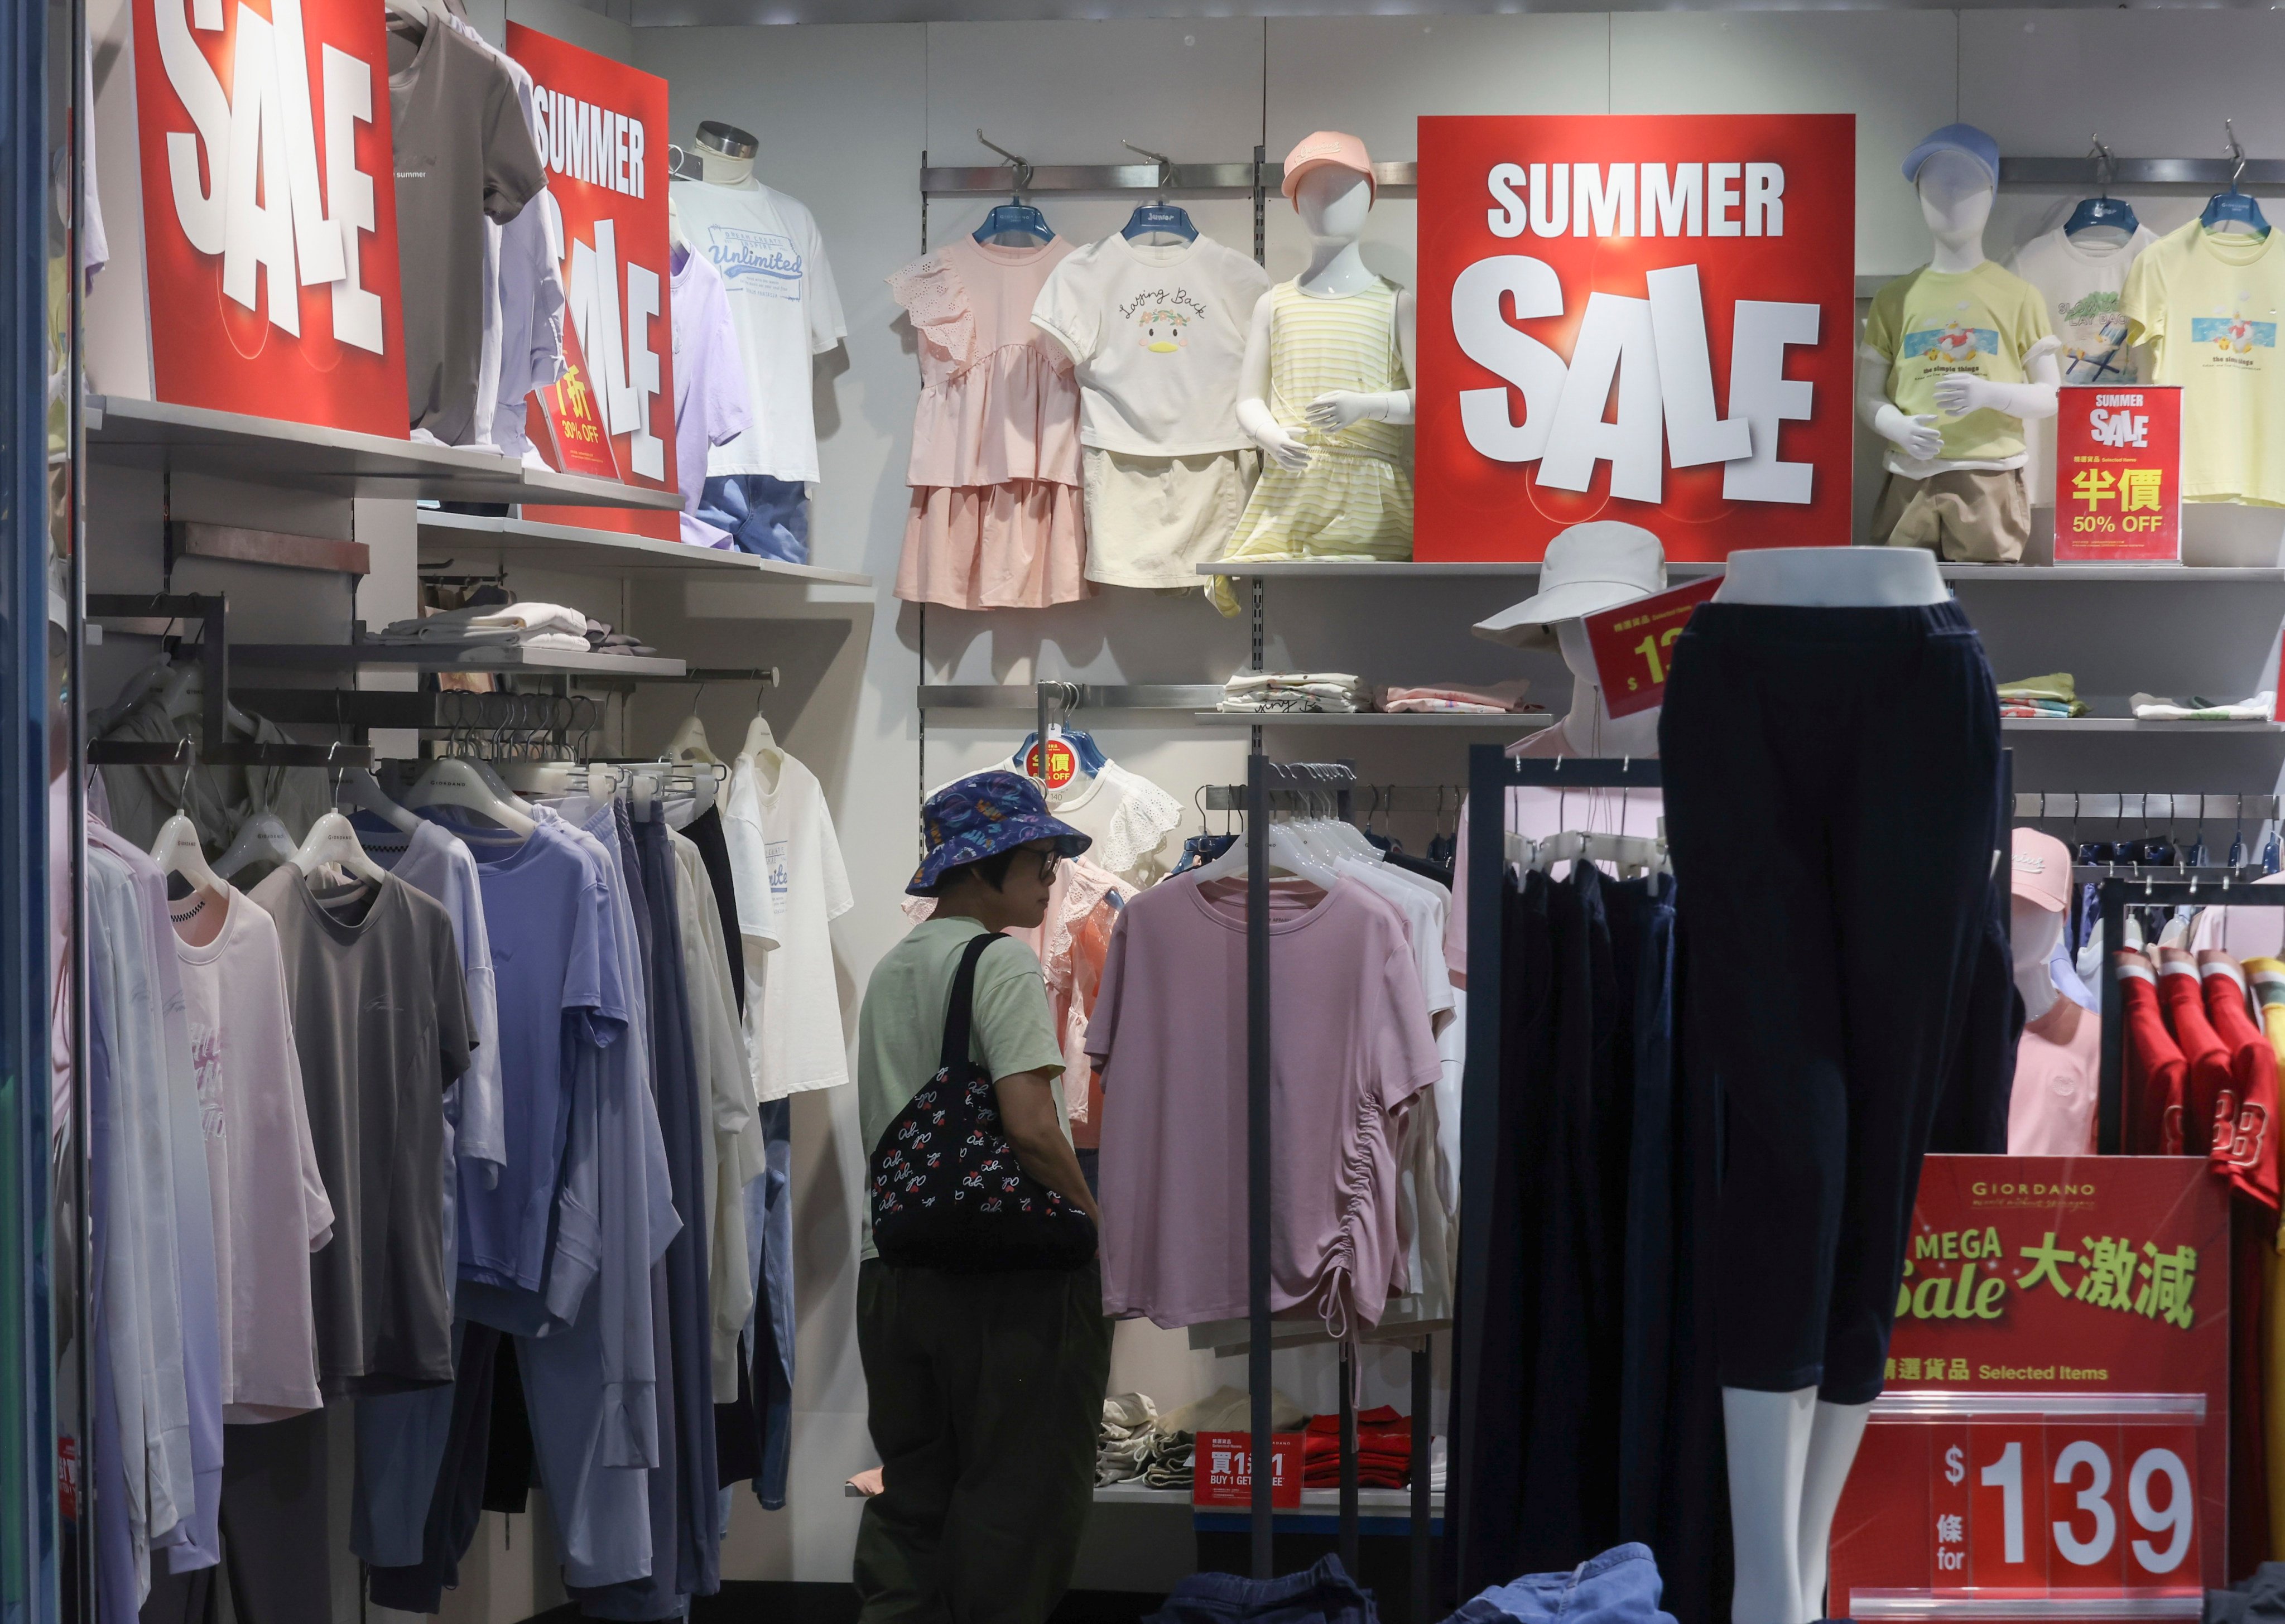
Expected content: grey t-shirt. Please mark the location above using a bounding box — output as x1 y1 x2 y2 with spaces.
388 23 546 445
252 868 473 1395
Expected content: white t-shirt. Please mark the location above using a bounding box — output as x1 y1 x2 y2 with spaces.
670 179 846 484
2007 224 2159 505
728 749 854 1101
168 884 334 1423
1031 232 1271 457
1336 856 1456 1034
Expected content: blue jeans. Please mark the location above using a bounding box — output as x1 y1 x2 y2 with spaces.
1148 1555 1376 1624
698 474 809 563
1454 1544 1677 1624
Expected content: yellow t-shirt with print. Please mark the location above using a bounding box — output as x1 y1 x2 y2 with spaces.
1863 262 2056 464
2122 220 2285 506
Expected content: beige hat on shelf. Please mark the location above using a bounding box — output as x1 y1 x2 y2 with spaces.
1281 131 1374 204
1473 522 1668 649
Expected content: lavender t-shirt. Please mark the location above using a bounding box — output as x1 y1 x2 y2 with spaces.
672 245 753 547
1087 874 1441 1336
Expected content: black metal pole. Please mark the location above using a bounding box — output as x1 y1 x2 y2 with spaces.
1339 1346 1359 1575
2098 877 2127 1155
1411 1337 1432 1624
1248 750 1273 1578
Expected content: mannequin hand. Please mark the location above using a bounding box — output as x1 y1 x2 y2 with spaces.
1879 410 1945 461
1932 374 2007 416
1257 423 1314 473
1305 391 1381 433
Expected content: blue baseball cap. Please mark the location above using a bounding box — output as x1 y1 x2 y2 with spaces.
1903 123 1999 189
908 771 1093 896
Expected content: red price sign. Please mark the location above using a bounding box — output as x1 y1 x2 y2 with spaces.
1192 1432 1302 1510
1020 738 1080 791
1830 1156 2227 1618
1582 575 1721 717
533 318 622 481
2053 385 2181 563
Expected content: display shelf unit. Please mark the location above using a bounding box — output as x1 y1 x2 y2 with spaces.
1198 559 2285 584
416 509 874 585
229 642 689 679
918 683 1224 712
86 395 682 509
1092 1484 1445 1515
2002 717 2284 734
1194 711 1556 730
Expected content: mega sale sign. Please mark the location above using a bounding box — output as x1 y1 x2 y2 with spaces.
1829 1156 2229 1616
1417 115 1855 561
130 0 406 433
509 24 676 539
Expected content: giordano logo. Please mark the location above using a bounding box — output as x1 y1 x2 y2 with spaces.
1971 1180 2096 1198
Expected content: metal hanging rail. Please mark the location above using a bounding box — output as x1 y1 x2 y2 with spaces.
917 682 1224 711
919 158 1417 196
2017 792 2282 821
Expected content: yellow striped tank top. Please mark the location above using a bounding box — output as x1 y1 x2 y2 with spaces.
1267 277 1410 466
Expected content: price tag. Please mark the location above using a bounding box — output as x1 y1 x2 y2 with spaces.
1192 1431 1302 1509
1581 576 1722 719
528 319 623 483
2052 385 2181 563
1021 738 1079 790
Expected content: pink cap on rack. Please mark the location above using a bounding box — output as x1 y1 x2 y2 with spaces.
2010 828 2072 913
1281 131 1374 205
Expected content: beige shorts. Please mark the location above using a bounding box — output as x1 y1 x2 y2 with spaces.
1872 467 2030 564
1081 447 1260 590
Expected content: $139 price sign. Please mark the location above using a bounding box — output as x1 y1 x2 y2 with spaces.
1581 576 1723 719
1920 1424 2200 1592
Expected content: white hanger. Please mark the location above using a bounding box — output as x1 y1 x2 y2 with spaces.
498 759 622 801
667 714 719 765
291 810 392 888
150 809 222 894
213 811 297 880
1191 818 1339 890
401 757 537 836
742 711 781 764
339 768 421 835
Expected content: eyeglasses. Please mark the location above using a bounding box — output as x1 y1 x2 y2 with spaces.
1036 850 1062 882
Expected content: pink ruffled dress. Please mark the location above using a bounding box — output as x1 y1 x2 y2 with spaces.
888 237 1088 609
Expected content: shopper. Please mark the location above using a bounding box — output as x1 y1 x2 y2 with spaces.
853 772 1112 1623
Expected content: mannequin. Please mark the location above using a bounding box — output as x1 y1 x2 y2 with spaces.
1860 128 2061 561
1235 165 1418 468
1720 545 1947 609
690 120 757 187
2013 897 2063 1023
1551 620 1661 758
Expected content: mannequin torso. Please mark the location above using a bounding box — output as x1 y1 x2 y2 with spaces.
2013 898 2063 1021
1719 546 1948 608
1553 620 1661 756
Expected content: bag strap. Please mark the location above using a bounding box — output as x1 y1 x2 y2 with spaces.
937 930 1006 1078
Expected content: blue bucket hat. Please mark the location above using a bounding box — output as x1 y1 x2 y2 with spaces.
908 771 1093 896
1902 122 1999 189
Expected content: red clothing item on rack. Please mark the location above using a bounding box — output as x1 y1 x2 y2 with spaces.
1299 1407 1413 1488
2202 952 2283 1208
2118 953 2187 1155
2160 949 2234 1156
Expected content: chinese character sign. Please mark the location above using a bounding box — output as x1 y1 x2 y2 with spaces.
1415 114 1856 562
130 0 407 433
1193 1432 1302 1509
1829 1156 2228 1615
2053 386 2181 563
509 24 677 539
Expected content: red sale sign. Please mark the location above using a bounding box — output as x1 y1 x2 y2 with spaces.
510 25 677 539
1194 1432 1303 1510
2053 386 2182 564
1417 115 1856 562
1582 575 1721 718
1829 1156 2228 1617
130 0 407 433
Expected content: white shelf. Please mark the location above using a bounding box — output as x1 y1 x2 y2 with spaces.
2003 717 2284 733
1195 711 1556 730
86 394 682 510
1093 1483 1442 1512
418 509 874 585
1197 558 2285 584
1199 559 1723 580
230 643 687 678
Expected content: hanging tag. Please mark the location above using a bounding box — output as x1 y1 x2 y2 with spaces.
1022 737 1080 790
1582 576 1721 718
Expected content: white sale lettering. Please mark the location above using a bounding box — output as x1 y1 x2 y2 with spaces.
2091 396 2151 449
567 219 665 479
155 0 380 350
1453 220 1817 503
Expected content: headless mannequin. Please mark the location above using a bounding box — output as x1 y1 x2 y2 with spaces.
691 122 757 188
1236 167 1419 471
1552 619 1661 757
1712 543 1946 1624
2013 898 2063 1022
1857 151 2061 468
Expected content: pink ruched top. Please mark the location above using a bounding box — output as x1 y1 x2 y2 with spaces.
888 236 1084 491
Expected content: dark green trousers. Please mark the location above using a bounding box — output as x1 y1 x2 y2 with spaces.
854 1258 1113 1624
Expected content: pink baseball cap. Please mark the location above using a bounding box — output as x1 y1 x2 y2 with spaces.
1282 131 1374 205
2010 828 2072 914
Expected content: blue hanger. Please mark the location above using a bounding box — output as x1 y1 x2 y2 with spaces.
1014 727 1107 777
2202 122 2270 239
975 203 1053 245
2066 140 2139 241
1119 139 1198 243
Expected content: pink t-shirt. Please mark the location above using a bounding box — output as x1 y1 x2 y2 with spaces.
1445 725 1665 986
169 884 335 1421
2005 995 2099 1156
1087 874 1441 1336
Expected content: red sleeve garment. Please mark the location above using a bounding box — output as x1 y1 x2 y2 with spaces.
2117 953 2188 1156
2202 952 2282 1211
2160 948 2234 1156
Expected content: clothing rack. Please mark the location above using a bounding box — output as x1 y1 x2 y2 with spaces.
2094 876 2285 1155
2018 793 2283 821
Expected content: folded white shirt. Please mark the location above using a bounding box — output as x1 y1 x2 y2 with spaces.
2130 691 2277 721
379 600 590 642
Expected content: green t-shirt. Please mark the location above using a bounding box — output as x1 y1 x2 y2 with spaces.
1863 262 2057 465
857 917 1067 1259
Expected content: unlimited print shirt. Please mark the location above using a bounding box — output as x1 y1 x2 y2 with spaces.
1861 261 2057 474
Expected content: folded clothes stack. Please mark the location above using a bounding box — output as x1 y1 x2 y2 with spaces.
584 618 658 657
1996 671 2087 720
1219 672 1369 714
2132 690 2278 721
373 600 593 652
1380 681 1539 715
1098 1393 1161 1487
1301 1406 1413 1488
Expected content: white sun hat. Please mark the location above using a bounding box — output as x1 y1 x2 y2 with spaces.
1472 522 1668 649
